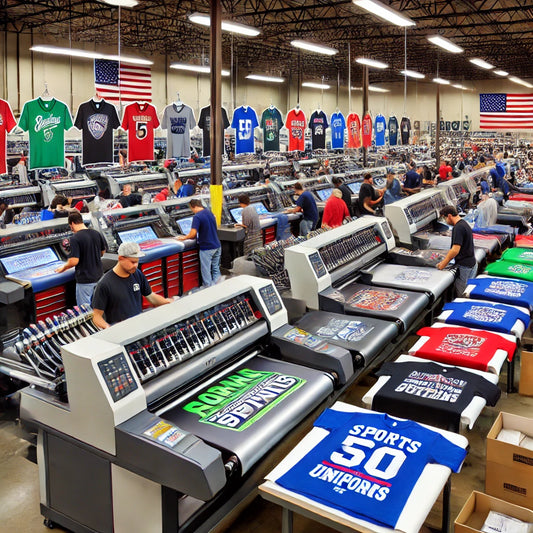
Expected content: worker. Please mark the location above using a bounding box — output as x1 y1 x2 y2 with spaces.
116 183 142 208
358 173 385 216
322 188 349 228
286 181 319 236
235 193 262 256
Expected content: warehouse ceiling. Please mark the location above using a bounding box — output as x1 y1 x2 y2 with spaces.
2 0 533 87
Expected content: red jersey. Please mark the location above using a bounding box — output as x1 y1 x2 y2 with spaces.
438 164 453 180
286 108 306 151
121 102 160 162
361 113 372 148
346 113 361 148
322 195 349 228
0 99 16 174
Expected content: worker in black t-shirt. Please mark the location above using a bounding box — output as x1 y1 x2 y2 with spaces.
437 205 477 296
55 211 107 307
116 183 142 208
332 176 353 216
92 242 172 329
358 173 385 216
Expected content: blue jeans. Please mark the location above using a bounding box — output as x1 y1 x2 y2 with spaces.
299 218 315 237
456 264 478 296
199 247 221 287
76 282 96 307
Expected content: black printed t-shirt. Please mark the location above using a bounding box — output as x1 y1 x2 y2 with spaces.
197 106 230 157
309 110 328 150
374 361 500 430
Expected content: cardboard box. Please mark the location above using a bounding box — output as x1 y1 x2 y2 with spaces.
455 491 533 533
486 461 533 509
519 351 533 397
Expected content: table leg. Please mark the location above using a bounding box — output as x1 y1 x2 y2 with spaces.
441 477 451 533
282 507 294 533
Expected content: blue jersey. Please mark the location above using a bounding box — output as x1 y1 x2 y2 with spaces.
388 116 398 145
468 277 533 311
374 114 386 146
231 106 259 155
330 112 346 149
277 410 466 528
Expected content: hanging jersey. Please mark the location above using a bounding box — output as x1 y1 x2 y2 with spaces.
485 260 533 282
388 116 398 146
374 114 386 146
400 116 411 145
374 361 501 430
330 112 346 149
121 102 160 162
361 113 372 148
18 98 73 170
413 326 517 370
231 106 259 155
197 106 230 157
466 277 533 311
74 99 120 165
161 103 195 159
260 107 284 152
309 110 329 150
346 113 361 148
276 409 466 528
0 99 16 174
286 108 307 151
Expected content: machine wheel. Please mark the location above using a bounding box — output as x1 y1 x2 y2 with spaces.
43 518 55 529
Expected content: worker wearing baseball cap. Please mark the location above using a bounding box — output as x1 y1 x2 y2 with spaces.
92 241 172 329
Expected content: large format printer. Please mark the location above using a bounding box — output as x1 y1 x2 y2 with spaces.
20 276 355 533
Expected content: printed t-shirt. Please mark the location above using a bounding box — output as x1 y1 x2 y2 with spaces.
515 235 533 248
296 190 319 225
161 103 195 159
18 98 73 170
414 326 517 369
467 277 533 311
347 113 361 148
231 106 258 155
361 113 373 148
0 99 16 174
330 112 345 149
486 260 533 282
286 109 307 151
192 208 221 250
121 102 160 162
309 110 328 150
74 99 120 165
400 117 411 145
374 114 386 146
276 409 466 528
260 107 284 152
502 247 533 265
388 116 398 146
374 361 501 429
197 106 230 157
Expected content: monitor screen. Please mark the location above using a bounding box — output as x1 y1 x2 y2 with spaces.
178 216 193 235
251 202 270 216
1 247 59 274
230 207 243 224
347 182 362 194
118 226 158 244
316 188 333 201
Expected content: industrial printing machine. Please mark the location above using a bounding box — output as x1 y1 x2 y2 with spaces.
0 180 42 212
20 275 356 533
37 168 99 207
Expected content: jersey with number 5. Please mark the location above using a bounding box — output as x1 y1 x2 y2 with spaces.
276 410 466 528
121 102 160 162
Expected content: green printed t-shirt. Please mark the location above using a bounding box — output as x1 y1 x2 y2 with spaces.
18 98 73 170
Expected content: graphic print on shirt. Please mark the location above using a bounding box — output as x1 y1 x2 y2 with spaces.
238 119 253 140
435 333 486 357
347 289 407 311
170 116 187 136
393 270 432 282
316 318 374 342
87 114 109 140
393 370 467 402
486 280 527 298
464 305 506 323
509 264 533 274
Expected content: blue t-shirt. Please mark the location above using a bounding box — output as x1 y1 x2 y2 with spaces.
192 208 221 250
374 114 386 146
388 116 398 145
231 106 259 155
276 410 466 528
468 277 533 311
442 301 529 334
330 112 346 149
296 190 319 224
404 169 421 189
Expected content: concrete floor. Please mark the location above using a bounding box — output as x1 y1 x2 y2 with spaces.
1 357 532 533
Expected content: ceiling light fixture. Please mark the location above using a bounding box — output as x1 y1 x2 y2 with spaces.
101 0 138 7
188 13 260 36
469 58 494 70
369 86 390 93
170 62 230 76
452 84 468 90
302 82 331 90
356 57 388 69
246 74 284 83
493 69 509 76
291 40 338 56
400 69 425 79
433 77 450 85
509 76 533 88
353 0 415 27
427 35 463 54
30 44 153 65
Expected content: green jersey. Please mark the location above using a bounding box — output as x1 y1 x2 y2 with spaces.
18 98 73 170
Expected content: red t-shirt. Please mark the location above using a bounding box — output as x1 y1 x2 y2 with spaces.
121 102 160 162
286 109 306 151
346 113 361 148
0 99 17 174
361 113 372 148
438 164 453 180
322 195 349 228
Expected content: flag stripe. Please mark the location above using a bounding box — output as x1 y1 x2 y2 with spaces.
480 93 533 129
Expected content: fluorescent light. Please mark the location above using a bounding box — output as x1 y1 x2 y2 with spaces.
246 74 284 83
493 70 509 76
400 69 425 79
291 40 338 56
101 0 138 6
356 57 388 69
188 13 260 36
452 84 468 90
427 35 463 54
302 82 331 90
433 77 450 85
509 76 533 88
369 86 390 93
353 0 415 27
469 58 494 70
170 62 230 76
30 45 153 65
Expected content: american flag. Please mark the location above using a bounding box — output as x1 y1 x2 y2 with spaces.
94 59 152 104
480 93 533 129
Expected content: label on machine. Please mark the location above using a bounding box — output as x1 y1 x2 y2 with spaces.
143 420 187 449
98 353 138 402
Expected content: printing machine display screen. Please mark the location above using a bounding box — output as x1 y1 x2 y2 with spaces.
308 252 327 278
177 216 193 235
230 202 270 224
98 353 138 403
347 182 362 194
259 284 282 315
0 247 59 274
316 188 333 201
118 226 158 244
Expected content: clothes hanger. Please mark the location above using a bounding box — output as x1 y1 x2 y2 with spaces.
40 83 52 102
93 90 102 104
175 92 183 106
